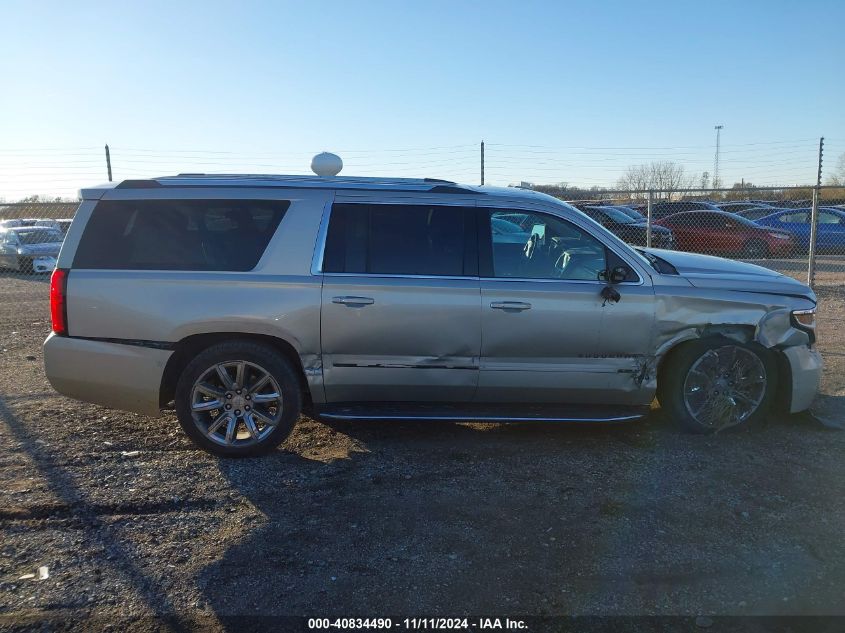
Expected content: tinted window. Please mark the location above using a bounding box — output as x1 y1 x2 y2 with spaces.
485 210 607 281
73 199 288 271
779 212 809 223
818 212 843 224
324 203 471 276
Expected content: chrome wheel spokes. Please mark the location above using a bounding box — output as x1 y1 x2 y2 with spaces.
190 360 284 447
682 345 767 432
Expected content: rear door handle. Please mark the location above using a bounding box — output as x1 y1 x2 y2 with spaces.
490 301 532 311
332 296 375 306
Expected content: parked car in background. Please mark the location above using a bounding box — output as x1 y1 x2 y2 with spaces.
580 205 675 249
34 219 61 231
717 202 781 220
0 226 63 272
733 206 786 221
0 219 23 229
650 200 723 219
32 218 73 235
755 207 845 254
655 210 794 258
607 205 647 222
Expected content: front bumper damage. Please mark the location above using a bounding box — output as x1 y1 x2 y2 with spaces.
782 345 823 413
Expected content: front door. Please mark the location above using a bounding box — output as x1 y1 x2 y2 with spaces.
476 207 655 405
319 201 481 402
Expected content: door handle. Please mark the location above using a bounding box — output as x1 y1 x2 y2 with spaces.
332 296 375 306
490 301 532 311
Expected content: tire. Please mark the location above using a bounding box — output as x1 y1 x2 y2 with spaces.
175 340 301 457
741 239 768 259
657 338 777 434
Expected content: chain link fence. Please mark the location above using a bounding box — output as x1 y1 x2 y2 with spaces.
0 202 77 275
558 185 845 288
1 187 843 289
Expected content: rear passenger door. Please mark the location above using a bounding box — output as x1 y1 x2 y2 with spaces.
319 200 481 402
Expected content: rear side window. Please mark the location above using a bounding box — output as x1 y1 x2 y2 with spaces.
323 203 475 276
779 212 808 223
73 199 288 271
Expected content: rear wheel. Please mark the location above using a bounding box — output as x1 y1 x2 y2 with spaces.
741 239 768 259
658 338 777 434
175 341 301 456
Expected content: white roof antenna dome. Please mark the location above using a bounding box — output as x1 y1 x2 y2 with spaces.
311 152 343 177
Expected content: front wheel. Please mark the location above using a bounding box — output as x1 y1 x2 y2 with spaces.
175 341 301 456
657 338 777 434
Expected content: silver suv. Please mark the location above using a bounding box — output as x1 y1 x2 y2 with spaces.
44 174 822 456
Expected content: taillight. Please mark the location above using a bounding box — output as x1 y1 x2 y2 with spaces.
50 268 69 335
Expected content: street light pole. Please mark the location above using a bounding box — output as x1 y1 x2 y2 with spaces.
713 125 723 189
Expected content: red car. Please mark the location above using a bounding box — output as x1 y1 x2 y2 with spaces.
654 210 794 258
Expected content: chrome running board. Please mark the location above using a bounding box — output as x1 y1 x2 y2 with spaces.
314 403 649 423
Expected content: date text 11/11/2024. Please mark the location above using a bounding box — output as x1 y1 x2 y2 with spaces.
307 618 528 630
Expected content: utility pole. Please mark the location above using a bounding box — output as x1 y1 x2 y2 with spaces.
713 125 723 189
105 144 113 182
480 140 485 186
807 137 824 288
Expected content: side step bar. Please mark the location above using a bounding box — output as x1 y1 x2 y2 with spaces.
313 403 649 423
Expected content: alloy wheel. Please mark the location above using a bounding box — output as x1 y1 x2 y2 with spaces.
682 345 767 431
189 360 283 447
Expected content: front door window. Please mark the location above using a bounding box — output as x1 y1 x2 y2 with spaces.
487 210 607 281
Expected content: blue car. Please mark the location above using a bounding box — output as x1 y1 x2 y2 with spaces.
755 207 845 253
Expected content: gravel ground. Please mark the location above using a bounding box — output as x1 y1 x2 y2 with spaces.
0 274 844 630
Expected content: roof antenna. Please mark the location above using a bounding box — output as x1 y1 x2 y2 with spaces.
311 152 343 177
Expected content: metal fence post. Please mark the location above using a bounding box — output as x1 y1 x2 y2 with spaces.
646 190 653 248
807 186 819 288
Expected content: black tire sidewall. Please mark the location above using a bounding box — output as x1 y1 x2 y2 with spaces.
175 341 301 457
658 337 778 434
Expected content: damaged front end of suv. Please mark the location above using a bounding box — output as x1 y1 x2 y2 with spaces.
639 248 821 432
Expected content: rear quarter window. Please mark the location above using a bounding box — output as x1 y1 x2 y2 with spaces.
73 199 289 271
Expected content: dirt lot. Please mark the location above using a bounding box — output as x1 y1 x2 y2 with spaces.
0 274 844 630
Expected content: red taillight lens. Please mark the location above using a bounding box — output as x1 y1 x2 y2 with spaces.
50 268 69 335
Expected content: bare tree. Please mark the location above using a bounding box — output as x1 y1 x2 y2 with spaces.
615 161 696 199
826 153 845 186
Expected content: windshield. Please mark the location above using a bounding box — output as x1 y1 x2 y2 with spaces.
16 229 63 244
726 213 767 228
592 206 636 224
491 217 526 234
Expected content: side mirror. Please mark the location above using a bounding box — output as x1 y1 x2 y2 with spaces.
609 265 630 284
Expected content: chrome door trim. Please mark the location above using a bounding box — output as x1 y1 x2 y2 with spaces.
310 200 333 276
324 272 478 281
480 276 642 287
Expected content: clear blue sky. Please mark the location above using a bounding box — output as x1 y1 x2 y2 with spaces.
1 0 843 199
